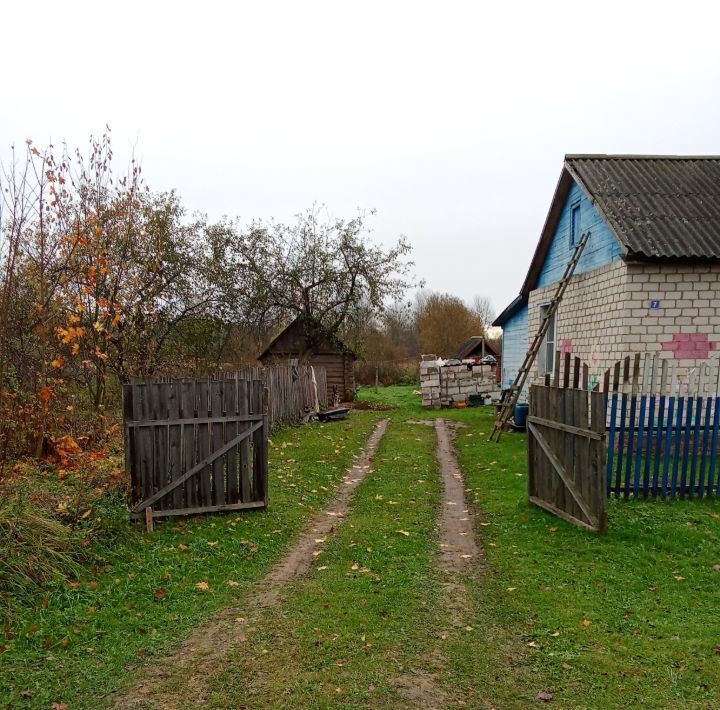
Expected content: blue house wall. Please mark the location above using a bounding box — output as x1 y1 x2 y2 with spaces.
536 181 623 287
500 306 528 397
500 178 624 394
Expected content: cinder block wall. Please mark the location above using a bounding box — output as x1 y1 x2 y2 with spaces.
420 360 500 408
527 261 720 387
624 263 720 367
528 260 627 388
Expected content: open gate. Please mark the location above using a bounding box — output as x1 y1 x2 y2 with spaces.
123 377 269 525
527 355 608 532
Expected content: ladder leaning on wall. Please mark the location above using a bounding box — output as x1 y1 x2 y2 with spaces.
489 230 591 443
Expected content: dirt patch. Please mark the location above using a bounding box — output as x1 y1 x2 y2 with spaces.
114 418 389 709
391 671 451 708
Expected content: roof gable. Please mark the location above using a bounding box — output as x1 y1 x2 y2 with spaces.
519 154 720 298
452 336 500 360
259 316 356 361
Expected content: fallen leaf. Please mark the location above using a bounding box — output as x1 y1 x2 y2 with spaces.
153 588 167 599
227 580 239 587
195 582 210 591
582 619 591 627
536 690 554 702
397 530 410 537
674 575 685 582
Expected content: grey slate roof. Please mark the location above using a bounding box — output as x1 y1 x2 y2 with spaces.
566 155 720 260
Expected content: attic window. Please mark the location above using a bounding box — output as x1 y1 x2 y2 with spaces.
570 202 581 247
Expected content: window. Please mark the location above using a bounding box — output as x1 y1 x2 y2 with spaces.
540 304 556 376
570 202 581 247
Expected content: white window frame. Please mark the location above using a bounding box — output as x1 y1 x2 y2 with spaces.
570 201 581 247
539 304 556 376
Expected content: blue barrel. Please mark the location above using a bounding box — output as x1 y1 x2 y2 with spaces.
514 403 529 428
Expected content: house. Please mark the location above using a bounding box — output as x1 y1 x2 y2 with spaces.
258 316 357 402
494 155 720 398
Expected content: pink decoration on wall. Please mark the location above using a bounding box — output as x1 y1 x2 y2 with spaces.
661 333 717 360
560 339 573 355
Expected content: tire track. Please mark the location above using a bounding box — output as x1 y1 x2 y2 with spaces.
115 418 389 708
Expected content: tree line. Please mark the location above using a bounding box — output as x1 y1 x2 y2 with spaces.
0 129 494 461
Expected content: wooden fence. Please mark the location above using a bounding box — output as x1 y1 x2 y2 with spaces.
603 353 720 500
124 377 268 523
527 360 608 532
144 364 327 430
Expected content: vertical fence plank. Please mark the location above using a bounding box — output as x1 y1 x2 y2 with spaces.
689 392 704 498
680 389 695 499
225 380 239 505
181 381 197 508
137 385 153 508
652 359 668 499
238 379 251 502
642 354 657 498
167 381 183 511
123 385 137 503
196 379 211 507
670 395 685 500
606 362 620 496
152 383 168 511
615 358 630 498
624 354 641 499
592 389 608 533
251 381 263 500
211 380 225 507
634 354 649 498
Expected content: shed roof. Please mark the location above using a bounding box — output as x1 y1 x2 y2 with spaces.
451 336 500 360
520 154 720 298
492 295 526 327
258 316 356 361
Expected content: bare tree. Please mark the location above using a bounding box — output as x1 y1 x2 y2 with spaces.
220 205 417 346
470 295 495 336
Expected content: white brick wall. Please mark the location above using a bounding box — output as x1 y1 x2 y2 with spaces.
526 261 720 387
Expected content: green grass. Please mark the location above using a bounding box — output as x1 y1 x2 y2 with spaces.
203 419 444 708
6 383 720 708
359 386 720 708
0 412 383 709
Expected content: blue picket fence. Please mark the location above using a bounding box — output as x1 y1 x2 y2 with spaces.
603 354 720 499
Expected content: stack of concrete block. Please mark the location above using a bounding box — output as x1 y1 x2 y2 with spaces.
420 357 501 409
420 356 442 408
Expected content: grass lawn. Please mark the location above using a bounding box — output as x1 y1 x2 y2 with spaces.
360 386 720 708
202 419 444 708
0 411 383 709
5 383 720 708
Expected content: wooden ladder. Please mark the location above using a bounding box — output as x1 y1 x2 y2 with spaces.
489 230 591 443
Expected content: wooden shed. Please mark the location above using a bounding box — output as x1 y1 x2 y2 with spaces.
258 317 357 403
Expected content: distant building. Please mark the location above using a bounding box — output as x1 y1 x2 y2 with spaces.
259 316 357 402
494 155 720 397
451 335 500 361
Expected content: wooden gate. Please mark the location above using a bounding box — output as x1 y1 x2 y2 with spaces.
123 377 269 523
527 356 607 532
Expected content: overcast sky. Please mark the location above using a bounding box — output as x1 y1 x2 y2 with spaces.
4 0 720 316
